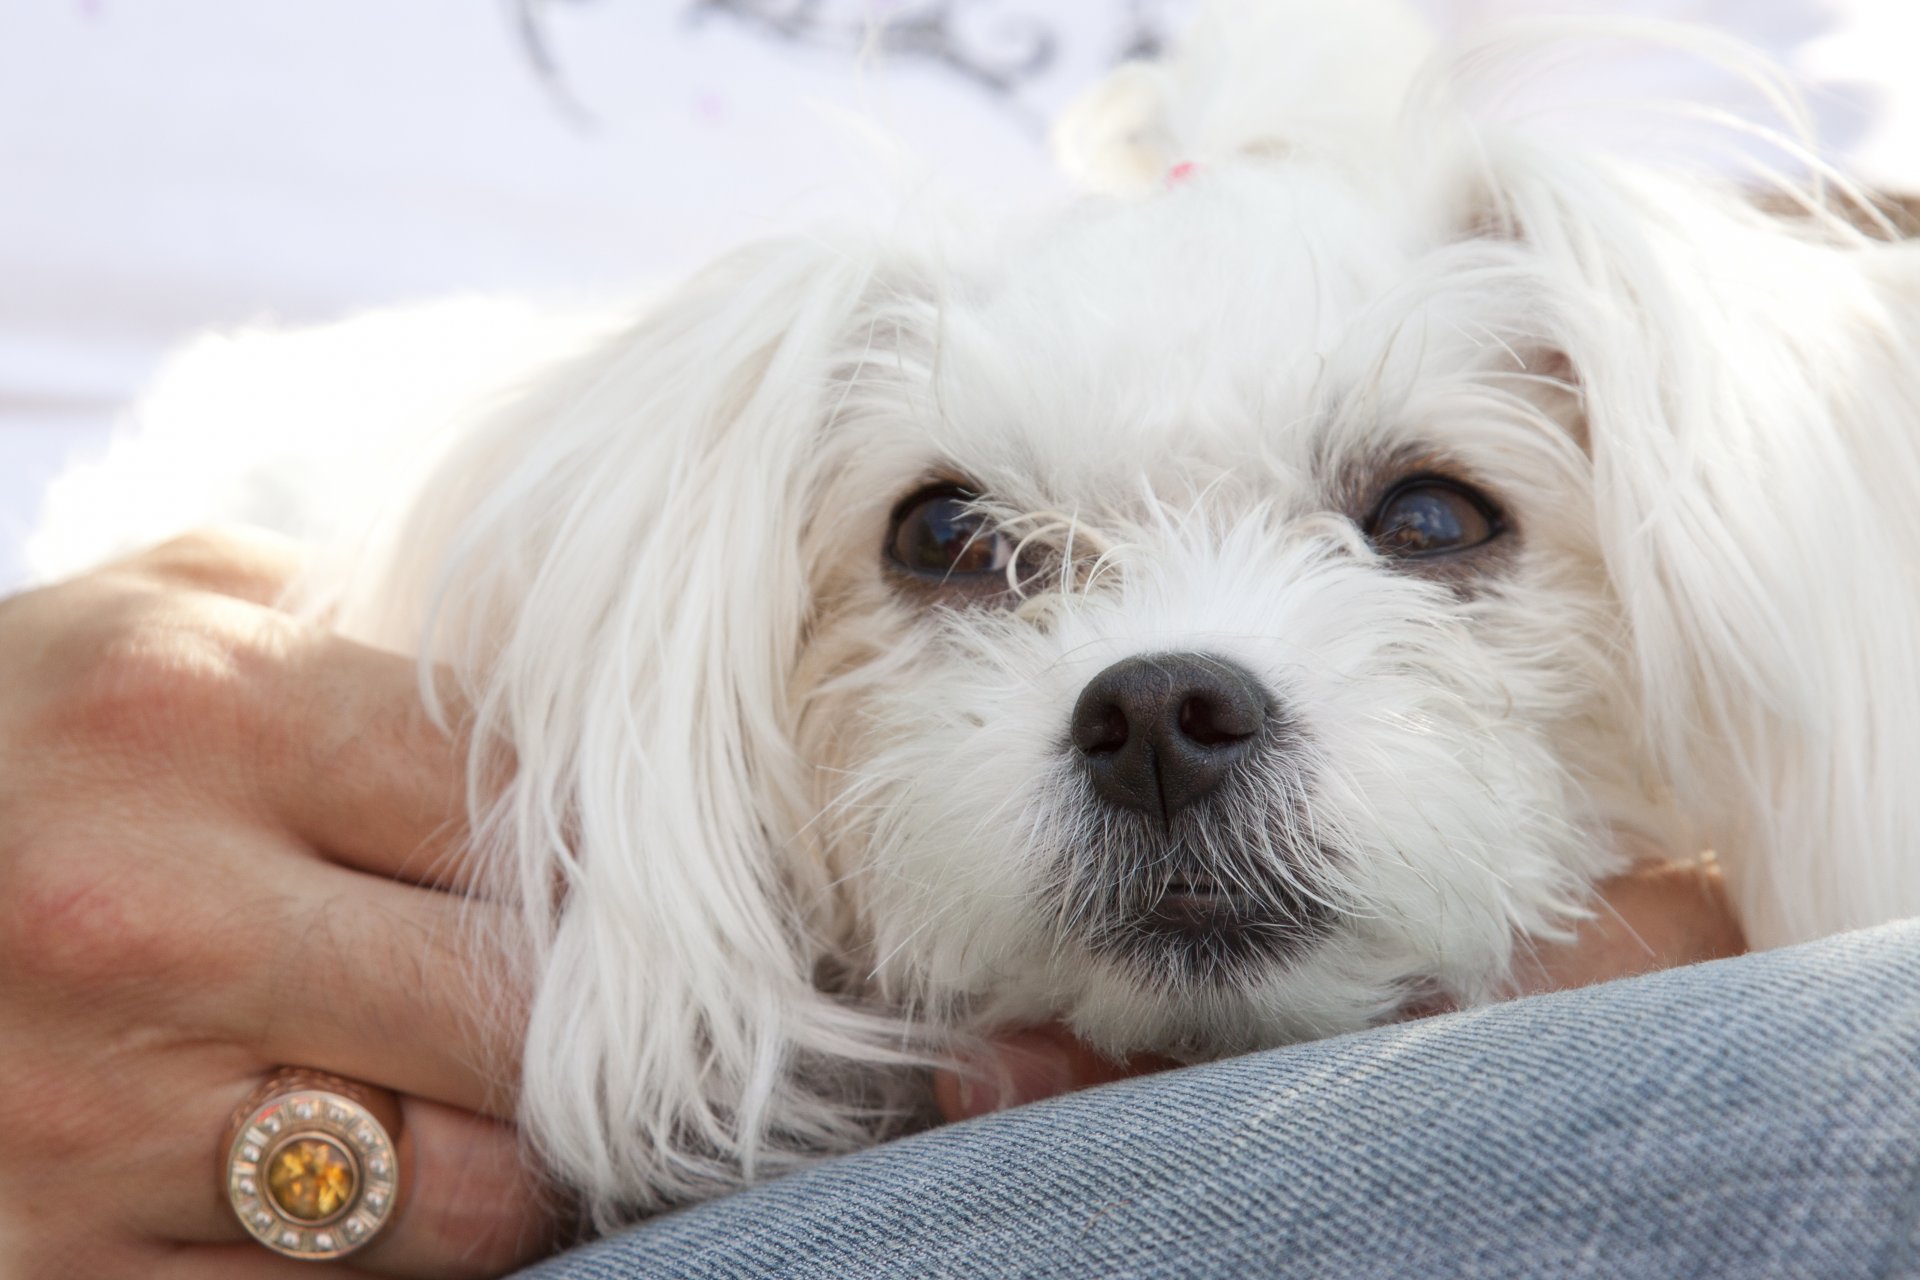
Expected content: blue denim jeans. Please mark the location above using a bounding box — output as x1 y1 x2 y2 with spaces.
523 921 1920 1279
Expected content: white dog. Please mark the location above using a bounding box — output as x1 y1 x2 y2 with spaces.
32 0 1920 1227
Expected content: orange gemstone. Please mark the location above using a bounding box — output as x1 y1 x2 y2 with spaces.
265 1137 357 1223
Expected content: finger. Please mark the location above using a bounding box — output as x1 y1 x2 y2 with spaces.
237 861 527 1119
112 526 310 607
1508 858 1746 996
932 1032 1069 1122
96 532 494 893
186 1092 560 1279
114 528 486 891
156 1245 371 1279
262 629 495 893
934 1026 1176 1122
356 1097 567 1279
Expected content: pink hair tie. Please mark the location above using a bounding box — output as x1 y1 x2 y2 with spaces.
1165 160 1200 188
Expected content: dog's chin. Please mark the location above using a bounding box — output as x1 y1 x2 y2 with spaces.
1055 948 1374 1063
1038 880 1451 1061
1086 873 1335 988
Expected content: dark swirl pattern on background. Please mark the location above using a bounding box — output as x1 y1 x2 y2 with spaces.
514 0 1186 106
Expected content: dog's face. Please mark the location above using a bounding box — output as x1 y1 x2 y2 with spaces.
788 164 1649 1056
405 4 1920 1217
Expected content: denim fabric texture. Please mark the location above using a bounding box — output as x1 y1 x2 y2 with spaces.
522 921 1920 1279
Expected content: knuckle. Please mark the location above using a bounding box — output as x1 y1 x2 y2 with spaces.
140 527 228 569
0 833 176 992
0 805 268 1007
1 564 324 816
147 527 241 564
80 622 245 738
120 525 301 605
135 526 260 591
47 594 294 772
0 844 123 989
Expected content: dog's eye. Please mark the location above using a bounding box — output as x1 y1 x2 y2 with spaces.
1366 477 1503 557
889 486 1013 579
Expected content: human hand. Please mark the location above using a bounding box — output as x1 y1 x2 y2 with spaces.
933 858 1747 1123
1503 856 1747 996
0 531 556 1278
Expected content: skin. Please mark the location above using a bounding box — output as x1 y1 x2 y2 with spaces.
0 530 1746 1274
0 531 560 1279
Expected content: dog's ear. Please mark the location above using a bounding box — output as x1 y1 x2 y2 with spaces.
1053 0 1434 195
1522 173 1920 948
365 236 919 1221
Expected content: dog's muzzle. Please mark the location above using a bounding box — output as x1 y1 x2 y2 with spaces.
1065 652 1332 980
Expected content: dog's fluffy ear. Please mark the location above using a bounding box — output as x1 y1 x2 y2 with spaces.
354 236 918 1221
1683 234 1920 949
1397 10 1920 950
1496 155 1920 947
1053 0 1434 195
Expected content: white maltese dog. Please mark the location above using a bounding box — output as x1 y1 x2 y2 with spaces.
32 0 1920 1225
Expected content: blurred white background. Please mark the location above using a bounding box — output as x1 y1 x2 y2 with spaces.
3 0 1915 590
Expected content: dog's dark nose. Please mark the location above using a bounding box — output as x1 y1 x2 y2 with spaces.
1070 654 1266 822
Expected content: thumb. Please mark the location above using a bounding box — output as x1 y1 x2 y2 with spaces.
933 1025 1177 1122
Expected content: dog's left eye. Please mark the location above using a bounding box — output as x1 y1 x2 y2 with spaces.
1366 477 1503 557
889 486 1014 579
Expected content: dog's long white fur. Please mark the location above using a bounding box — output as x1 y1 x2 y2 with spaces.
32 0 1920 1224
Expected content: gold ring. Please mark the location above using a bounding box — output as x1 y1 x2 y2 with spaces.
222 1069 403 1261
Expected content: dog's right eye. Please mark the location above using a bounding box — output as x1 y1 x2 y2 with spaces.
888 486 1013 580
1366 476 1503 558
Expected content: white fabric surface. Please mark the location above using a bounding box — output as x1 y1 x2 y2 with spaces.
3 0 1913 589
